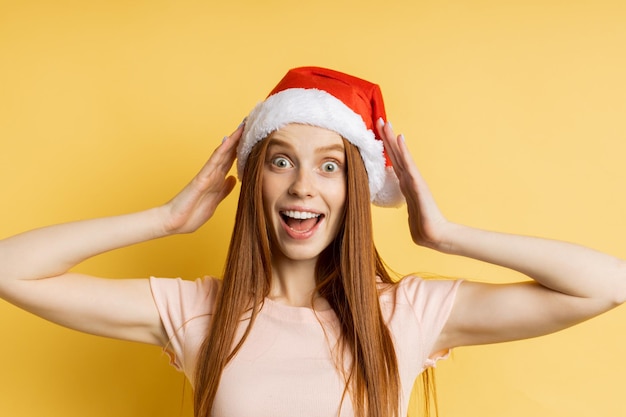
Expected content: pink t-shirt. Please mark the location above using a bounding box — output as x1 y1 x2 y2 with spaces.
150 275 461 417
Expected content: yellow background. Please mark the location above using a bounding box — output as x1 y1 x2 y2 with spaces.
1 0 625 416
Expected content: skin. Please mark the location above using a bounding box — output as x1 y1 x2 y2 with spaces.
0 121 624 359
377 119 626 351
0 124 242 346
261 125 347 307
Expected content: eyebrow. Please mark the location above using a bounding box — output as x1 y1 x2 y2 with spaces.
318 143 346 154
267 138 345 154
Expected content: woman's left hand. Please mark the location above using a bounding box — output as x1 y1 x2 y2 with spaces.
378 121 626 352
378 119 453 252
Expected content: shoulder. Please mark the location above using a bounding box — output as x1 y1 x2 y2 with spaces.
378 275 462 307
378 275 463 331
149 275 222 316
148 276 221 374
377 276 463 371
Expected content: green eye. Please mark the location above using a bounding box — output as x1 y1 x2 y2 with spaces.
272 157 292 168
322 161 339 172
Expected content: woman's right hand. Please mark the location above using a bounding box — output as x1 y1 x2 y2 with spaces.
0 124 244 347
160 124 243 235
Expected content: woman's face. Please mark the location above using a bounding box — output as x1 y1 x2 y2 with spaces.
262 123 347 263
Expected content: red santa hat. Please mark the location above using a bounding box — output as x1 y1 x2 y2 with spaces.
237 66 404 207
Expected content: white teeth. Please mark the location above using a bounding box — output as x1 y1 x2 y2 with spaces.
282 210 321 220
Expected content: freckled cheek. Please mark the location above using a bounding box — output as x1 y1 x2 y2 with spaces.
323 179 346 201
261 175 289 224
324 182 347 220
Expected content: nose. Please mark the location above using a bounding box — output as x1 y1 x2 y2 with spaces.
288 168 317 198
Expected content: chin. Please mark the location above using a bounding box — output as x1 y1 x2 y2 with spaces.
273 240 331 263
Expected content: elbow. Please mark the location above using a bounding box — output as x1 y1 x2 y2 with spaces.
606 259 626 309
610 259 626 306
592 259 626 309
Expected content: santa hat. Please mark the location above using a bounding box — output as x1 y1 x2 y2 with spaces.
237 66 404 207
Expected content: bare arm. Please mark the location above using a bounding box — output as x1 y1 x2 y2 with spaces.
0 209 169 345
378 120 626 350
434 225 626 348
0 125 242 346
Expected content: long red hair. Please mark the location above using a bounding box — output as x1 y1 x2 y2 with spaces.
193 136 434 416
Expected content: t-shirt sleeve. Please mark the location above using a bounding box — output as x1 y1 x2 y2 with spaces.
400 276 462 368
149 276 219 373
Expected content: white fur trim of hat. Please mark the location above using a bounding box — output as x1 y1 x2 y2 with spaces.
236 68 405 207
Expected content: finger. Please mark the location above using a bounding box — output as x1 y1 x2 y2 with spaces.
199 123 244 178
198 149 236 182
379 120 405 174
393 136 425 187
217 175 237 202
221 122 245 148
377 118 398 164
214 123 244 160
384 124 419 177
376 117 386 139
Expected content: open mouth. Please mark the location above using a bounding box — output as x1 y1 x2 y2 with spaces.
280 210 324 233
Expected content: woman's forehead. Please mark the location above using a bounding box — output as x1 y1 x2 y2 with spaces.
268 123 344 148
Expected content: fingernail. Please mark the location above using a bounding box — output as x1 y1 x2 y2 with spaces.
238 117 247 128
222 136 228 144
387 121 393 129
377 117 385 126
399 134 405 142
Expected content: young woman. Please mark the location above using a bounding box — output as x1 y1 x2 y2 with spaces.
0 67 624 417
